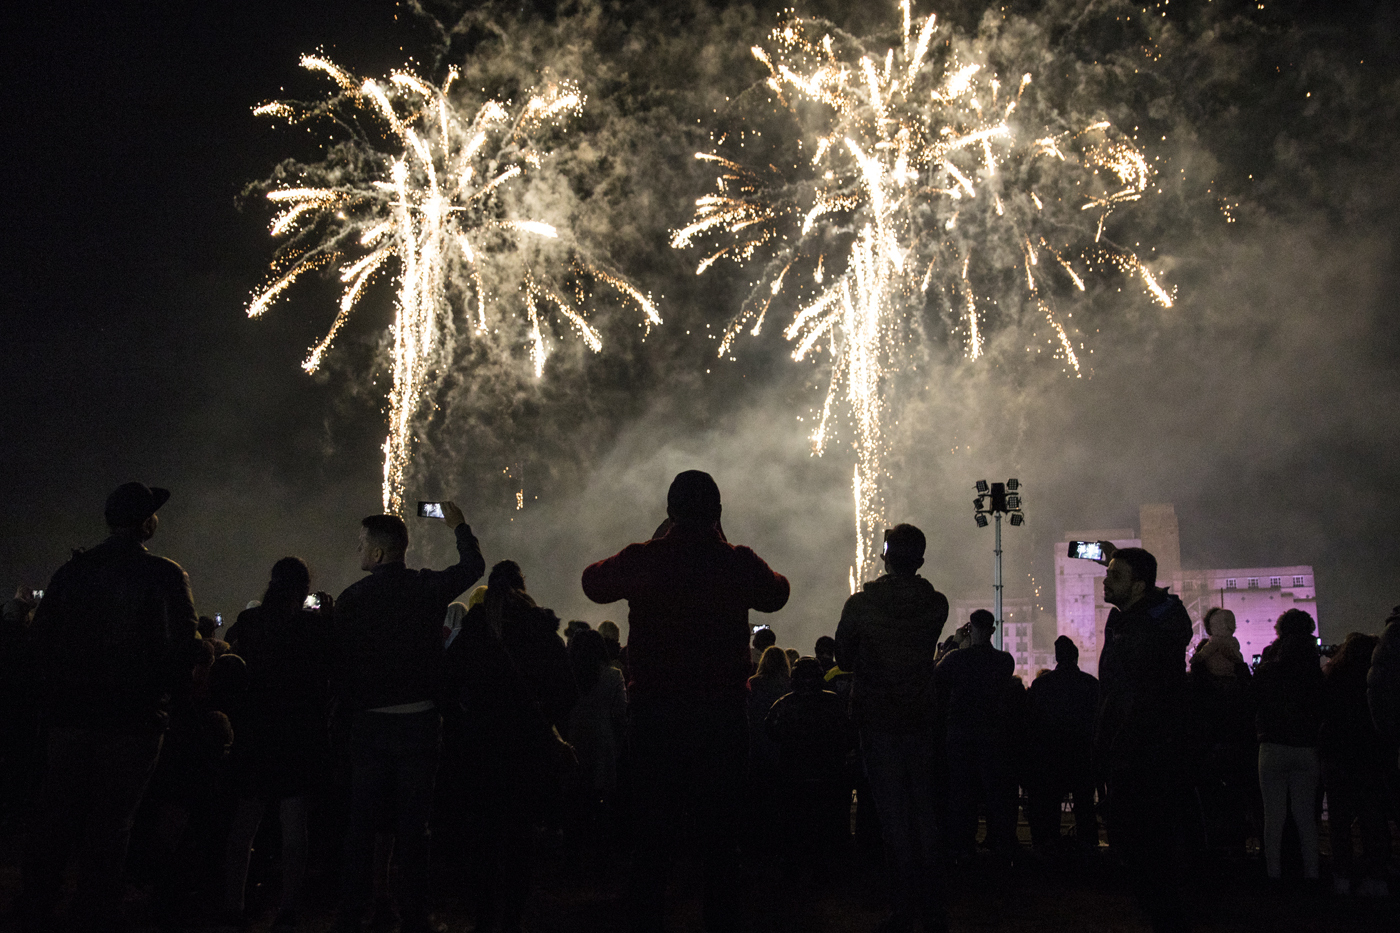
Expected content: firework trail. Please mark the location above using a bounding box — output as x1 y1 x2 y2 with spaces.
249 56 661 513
673 1 1173 587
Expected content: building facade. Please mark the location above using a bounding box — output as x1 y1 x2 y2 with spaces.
1054 505 1318 675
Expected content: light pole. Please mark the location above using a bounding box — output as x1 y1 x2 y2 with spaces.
973 479 1024 651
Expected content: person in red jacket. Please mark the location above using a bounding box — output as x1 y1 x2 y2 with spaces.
582 470 788 933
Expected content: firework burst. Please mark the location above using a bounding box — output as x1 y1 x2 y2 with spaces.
673 1 1173 586
249 56 660 513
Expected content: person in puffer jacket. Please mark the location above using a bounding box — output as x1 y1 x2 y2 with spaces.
835 523 949 933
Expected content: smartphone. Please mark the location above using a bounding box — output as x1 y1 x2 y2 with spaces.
417 501 445 519
1067 540 1104 561
304 594 321 610
33 589 44 600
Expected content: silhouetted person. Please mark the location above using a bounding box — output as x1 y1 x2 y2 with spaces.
1368 604 1400 765
331 503 483 933
487 560 578 735
566 627 627 841
439 560 574 933
1320 632 1389 896
222 557 333 930
1187 607 1257 859
835 523 949 933
1026 635 1099 853
764 657 853 880
747 644 792 784
814 635 837 673
1254 608 1323 882
19 482 199 933
1096 545 1193 933
936 609 1017 862
582 470 789 933
752 624 777 672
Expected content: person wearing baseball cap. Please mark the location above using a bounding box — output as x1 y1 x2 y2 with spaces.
19 482 198 933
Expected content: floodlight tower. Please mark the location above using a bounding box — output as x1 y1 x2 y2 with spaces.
973 479 1025 650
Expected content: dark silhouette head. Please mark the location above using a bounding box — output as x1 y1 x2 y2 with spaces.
1054 635 1079 666
1275 608 1316 639
753 626 776 652
264 556 311 608
197 616 219 640
105 482 169 539
791 657 825 693
970 609 996 633
881 523 926 576
488 559 526 592
814 635 836 667
569 627 610 692
360 515 408 568
667 470 722 526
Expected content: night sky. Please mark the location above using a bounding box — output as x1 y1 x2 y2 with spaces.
4 0 1398 651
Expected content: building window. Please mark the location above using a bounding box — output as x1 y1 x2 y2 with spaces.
1225 579 1236 589
1293 576 1304 586
1247 578 1259 589
1270 577 1281 587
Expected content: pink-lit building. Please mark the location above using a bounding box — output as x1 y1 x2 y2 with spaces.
1054 505 1318 676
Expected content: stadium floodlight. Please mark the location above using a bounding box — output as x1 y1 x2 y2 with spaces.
972 479 1026 650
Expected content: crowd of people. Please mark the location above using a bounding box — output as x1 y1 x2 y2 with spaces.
0 474 1398 933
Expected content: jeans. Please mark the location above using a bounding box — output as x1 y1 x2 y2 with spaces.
20 728 163 933
1258 742 1319 880
339 709 442 923
627 697 747 933
861 728 946 928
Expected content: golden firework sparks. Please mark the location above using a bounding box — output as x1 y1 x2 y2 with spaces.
249 57 658 513
675 1 1173 585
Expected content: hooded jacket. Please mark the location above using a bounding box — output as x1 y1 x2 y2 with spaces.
581 522 789 705
1095 587 1193 771
835 573 949 733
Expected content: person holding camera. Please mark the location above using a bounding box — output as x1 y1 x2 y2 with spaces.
332 502 484 933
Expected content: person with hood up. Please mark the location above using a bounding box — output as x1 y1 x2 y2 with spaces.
582 470 789 933
835 523 950 933
1095 544 1193 933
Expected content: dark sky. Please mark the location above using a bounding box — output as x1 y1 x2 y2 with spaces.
4 0 1399 649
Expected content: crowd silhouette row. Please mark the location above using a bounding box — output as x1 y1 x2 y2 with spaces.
1 475 1398 933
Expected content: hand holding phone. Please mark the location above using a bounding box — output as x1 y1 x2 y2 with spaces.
1067 541 1104 561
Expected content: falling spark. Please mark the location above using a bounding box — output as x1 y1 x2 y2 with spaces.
248 57 659 513
674 1 1173 583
